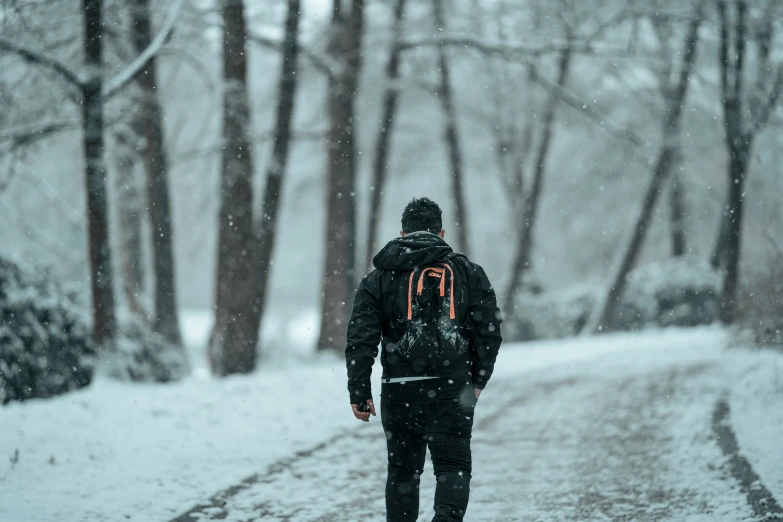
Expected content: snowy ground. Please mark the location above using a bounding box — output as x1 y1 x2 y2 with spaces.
731 348 783 506
1 325 781 521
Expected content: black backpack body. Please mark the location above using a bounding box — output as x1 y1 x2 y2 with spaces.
387 255 470 372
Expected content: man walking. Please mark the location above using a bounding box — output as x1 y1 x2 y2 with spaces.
346 197 502 521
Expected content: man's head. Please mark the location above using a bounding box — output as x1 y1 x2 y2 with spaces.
401 197 445 238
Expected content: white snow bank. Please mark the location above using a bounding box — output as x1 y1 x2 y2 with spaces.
492 325 731 380
0 326 736 522
0 358 354 522
730 348 783 503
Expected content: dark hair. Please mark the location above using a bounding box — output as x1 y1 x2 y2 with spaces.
401 197 443 234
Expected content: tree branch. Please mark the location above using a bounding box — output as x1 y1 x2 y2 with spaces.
527 63 644 147
0 153 19 194
717 0 739 141
718 1 730 106
668 2 703 125
394 31 645 149
397 34 621 58
21 172 83 228
582 2 636 42
733 1 747 103
1 110 129 150
1 214 80 264
172 129 327 165
0 37 83 87
0 119 80 147
156 46 217 93
103 0 185 98
248 32 340 78
650 13 675 95
752 65 783 132
762 226 783 262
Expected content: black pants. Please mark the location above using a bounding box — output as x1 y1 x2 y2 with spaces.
381 379 476 522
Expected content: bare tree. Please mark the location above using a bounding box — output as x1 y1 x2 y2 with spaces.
0 0 185 344
317 0 365 352
254 0 302 349
365 0 408 271
649 11 691 257
493 100 532 238
709 216 729 269
209 0 259 375
111 125 149 319
504 46 572 314
130 0 182 345
82 0 118 344
484 2 531 224
433 0 470 256
668 173 688 256
584 4 702 333
713 0 783 323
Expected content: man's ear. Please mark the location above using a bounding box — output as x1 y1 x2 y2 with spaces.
438 229 445 238
400 231 406 237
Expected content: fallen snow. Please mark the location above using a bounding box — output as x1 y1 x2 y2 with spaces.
186 326 764 521
0 324 778 521
730 347 783 504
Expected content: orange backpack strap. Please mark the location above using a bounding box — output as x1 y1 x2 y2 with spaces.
438 263 456 319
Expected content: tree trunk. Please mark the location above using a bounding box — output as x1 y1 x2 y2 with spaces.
130 0 182 346
710 207 730 269
504 68 537 229
587 144 677 332
584 9 701 333
715 0 760 325
668 171 688 256
713 1 783 323
112 127 148 319
433 0 469 256
365 0 408 271
254 0 301 349
719 145 749 323
513 100 534 203
317 0 364 352
209 0 259 375
503 49 571 314
83 0 118 344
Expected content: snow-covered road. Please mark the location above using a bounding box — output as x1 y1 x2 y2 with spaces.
172 329 781 522
3 328 781 521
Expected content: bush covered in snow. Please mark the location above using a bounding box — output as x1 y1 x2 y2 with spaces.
0 254 96 405
617 257 721 330
508 283 597 341
506 257 721 342
100 320 189 383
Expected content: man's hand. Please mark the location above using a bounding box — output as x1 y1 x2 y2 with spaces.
474 388 481 399
351 400 376 422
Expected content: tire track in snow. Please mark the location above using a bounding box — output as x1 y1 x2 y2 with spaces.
169 428 369 522
712 398 783 520
167 375 585 522
171 361 758 521
469 362 724 521
475 376 582 432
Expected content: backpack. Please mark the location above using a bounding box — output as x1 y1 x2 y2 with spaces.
393 255 470 372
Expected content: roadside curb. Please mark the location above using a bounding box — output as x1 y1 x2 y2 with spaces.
712 397 783 520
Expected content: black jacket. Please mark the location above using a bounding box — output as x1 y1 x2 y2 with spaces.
345 232 502 404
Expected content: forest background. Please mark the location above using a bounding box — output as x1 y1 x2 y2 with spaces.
1 0 781 378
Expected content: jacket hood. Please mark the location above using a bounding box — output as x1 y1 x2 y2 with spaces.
373 232 454 271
